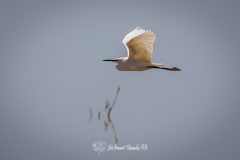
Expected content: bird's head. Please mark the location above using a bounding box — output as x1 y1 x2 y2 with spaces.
102 57 126 64
103 57 130 71
102 59 118 63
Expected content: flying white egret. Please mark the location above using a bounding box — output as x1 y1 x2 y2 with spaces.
103 27 181 71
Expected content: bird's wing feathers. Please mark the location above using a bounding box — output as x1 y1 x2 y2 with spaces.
122 27 156 63
122 27 145 45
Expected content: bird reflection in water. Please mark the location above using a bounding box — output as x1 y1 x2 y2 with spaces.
104 86 120 144
89 86 120 144
89 108 92 122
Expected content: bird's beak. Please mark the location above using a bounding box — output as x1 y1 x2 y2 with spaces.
102 59 118 62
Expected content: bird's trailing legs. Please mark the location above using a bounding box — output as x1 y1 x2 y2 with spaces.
147 66 181 71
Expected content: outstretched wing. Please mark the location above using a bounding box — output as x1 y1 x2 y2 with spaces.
122 27 156 63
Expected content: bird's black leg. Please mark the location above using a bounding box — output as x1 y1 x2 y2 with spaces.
147 66 181 71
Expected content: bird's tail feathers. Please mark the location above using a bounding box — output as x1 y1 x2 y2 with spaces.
153 63 164 68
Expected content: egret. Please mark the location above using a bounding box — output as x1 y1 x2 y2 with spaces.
103 27 181 71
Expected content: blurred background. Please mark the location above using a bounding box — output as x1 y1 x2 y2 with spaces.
0 0 240 159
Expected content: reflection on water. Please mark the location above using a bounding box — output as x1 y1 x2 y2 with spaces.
98 112 101 120
89 86 120 144
89 108 92 122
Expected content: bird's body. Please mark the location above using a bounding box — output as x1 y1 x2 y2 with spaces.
103 27 181 71
115 58 159 71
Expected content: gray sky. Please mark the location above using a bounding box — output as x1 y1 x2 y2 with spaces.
1 0 240 160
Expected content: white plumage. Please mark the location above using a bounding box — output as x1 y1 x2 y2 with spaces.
103 27 181 72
